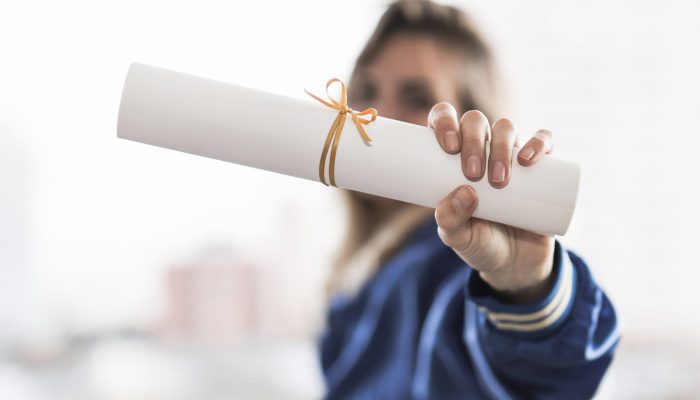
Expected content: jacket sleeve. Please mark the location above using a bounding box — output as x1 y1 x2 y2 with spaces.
463 240 621 400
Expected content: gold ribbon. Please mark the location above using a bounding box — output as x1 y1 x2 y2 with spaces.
305 78 378 187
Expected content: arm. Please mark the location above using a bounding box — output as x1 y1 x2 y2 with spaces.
464 241 620 399
427 103 620 399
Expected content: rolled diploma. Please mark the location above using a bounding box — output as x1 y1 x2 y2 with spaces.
117 63 580 236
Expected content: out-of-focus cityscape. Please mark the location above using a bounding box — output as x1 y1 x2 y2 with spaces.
2 0 700 398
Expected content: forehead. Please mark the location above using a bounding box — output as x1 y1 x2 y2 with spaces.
360 33 460 91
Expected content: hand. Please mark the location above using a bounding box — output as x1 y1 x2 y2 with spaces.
428 103 556 304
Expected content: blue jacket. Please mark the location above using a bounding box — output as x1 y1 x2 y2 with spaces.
320 217 620 399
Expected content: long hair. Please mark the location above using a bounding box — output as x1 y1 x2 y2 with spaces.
328 0 504 295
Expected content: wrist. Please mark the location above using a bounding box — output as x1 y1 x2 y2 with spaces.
465 240 578 336
479 242 556 304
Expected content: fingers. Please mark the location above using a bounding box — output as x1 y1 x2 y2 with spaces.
517 129 554 166
431 106 553 185
459 110 490 182
434 185 478 252
488 118 518 189
428 102 461 154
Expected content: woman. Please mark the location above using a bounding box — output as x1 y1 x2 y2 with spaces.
320 1 619 399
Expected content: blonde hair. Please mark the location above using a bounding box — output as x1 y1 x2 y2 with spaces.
328 0 503 295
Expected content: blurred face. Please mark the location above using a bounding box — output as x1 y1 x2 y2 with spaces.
348 32 464 212
350 32 463 125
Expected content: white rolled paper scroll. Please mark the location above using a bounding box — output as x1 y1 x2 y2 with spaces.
117 62 580 235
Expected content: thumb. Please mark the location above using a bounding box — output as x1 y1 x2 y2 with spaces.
435 185 478 256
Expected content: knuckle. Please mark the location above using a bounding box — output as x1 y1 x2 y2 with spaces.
437 226 461 248
534 129 555 147
459 110 490 144
462 135 486 148
436 225 450 243
438 225 472 253
459 109 489 127
434 206 454 229
490 141 513 156
452 234 473 255
491 117 516 132
434 101 456 112
535 128 553 138
429 102 458 128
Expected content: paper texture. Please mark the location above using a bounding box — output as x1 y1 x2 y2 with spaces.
117 62 580 235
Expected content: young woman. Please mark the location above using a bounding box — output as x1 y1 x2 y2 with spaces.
319 1 620 399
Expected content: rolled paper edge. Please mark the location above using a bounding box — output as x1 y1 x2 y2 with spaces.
116 62 581 237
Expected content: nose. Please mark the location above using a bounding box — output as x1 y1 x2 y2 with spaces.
374 100 428 126
374 100 401 121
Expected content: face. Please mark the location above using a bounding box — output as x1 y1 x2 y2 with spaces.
350 32 463 125
348 33 464 213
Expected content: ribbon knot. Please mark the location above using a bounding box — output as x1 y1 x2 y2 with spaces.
305 78 377 187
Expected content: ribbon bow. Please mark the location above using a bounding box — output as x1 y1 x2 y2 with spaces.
305 78 378 187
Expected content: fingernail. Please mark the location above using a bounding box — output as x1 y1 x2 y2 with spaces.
444 130 459 151
492 161 506 183
466 155 481 177
451 187 473 213
520 146 535 161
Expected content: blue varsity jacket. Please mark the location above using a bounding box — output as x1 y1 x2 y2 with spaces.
320 217 620 399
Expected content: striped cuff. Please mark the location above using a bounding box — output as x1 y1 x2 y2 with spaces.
466 241 577 337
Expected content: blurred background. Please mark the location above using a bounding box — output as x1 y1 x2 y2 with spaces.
1 0 699 398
